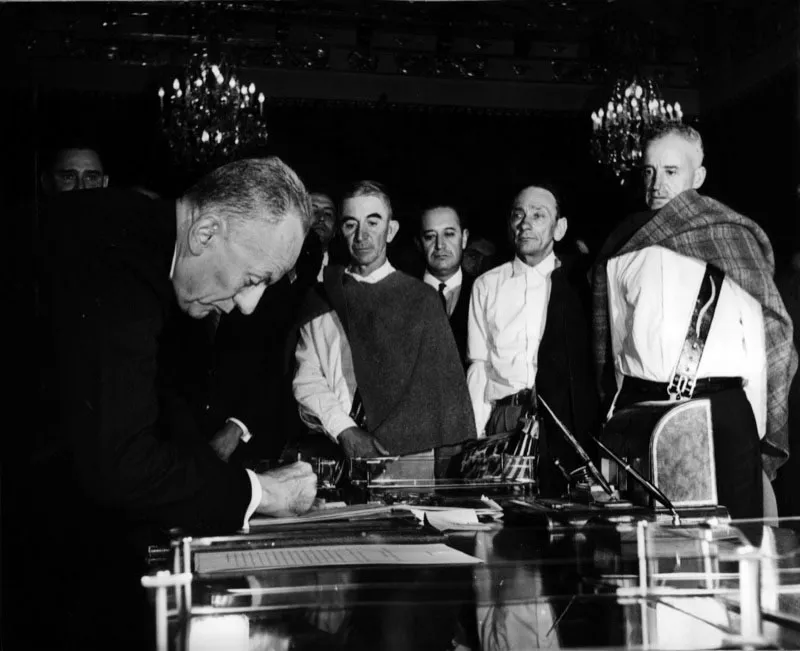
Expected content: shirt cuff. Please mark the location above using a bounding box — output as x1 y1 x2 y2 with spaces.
226 417 252 443
242 469 263 530
327 414 359 442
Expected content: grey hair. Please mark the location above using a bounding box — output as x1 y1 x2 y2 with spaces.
184 157 312 233
341 180 393 220
644 123 705 166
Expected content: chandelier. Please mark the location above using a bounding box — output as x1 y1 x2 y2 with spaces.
158 51 269 173
590 76 683 183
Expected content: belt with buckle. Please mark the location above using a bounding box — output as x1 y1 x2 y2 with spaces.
623 376 743 400
496 388 534 407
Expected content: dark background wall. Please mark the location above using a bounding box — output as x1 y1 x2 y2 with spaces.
20 66 798 266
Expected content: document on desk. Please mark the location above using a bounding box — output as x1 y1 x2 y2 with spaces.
408 507 495 532
195 543 483 574
247 503 395 528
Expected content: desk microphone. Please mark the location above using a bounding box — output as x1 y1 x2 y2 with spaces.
592 437 682 526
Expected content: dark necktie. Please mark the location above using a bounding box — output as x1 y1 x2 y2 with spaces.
438 282 448 314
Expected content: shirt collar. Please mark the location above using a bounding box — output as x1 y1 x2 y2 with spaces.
423 267 463 291
345 259 395 284
511 251 557 278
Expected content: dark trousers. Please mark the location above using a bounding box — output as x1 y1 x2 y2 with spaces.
615 383 763 520
486 403 526 438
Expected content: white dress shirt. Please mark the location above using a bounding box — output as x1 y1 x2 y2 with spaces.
423 268 463 317
606 245 767 438
293 261 396 441
466 253 557 434
170 242 261 527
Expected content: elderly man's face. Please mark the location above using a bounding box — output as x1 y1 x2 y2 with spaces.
311 193 336 246
47 148 108 193
340 194 398 276
509 187 566 265
173 213 306 319
642 134 706 210
419 207 468 280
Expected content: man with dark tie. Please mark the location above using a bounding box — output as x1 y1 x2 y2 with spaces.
417 204 474 368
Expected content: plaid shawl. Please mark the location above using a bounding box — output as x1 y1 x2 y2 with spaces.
592 190 798 480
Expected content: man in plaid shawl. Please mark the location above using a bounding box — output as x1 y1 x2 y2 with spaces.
592 124 797 519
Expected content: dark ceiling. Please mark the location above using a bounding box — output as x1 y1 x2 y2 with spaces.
0 2 714 87
6 1 795 104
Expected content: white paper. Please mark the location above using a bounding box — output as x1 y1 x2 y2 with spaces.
408 507 489 532
247 503 394 528
195 543 483 574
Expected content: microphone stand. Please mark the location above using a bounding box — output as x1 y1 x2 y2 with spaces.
593 437 682 526
537 395 614 497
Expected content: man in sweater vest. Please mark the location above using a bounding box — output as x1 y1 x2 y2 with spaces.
467 184 600 495
293 180 477 462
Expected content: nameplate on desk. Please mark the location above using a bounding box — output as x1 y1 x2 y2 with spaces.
194 543 483 574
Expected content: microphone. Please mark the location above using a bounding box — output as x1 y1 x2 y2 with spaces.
592 437 682 526
537 395 614 497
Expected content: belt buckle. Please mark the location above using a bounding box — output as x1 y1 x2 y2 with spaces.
667 374 696 401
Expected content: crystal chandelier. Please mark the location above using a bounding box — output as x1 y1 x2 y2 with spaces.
590 76 683 183
158 51 269 173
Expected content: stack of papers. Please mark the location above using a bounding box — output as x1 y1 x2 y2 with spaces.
246 496 504 533
247 503 394 528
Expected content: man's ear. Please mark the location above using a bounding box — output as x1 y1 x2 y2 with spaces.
102 175 109 188
554 217 568 243
188 215 222 256
387 219 400 243
461 228 470 251
692 166 706 190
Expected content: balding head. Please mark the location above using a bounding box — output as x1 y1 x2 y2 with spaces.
508 185 567 267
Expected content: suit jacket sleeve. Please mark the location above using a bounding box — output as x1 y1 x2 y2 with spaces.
47 203 251 535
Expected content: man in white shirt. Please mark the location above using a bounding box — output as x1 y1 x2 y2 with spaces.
467 185 600 493
592 124 797 519
293 181 476 462
417 204 473 366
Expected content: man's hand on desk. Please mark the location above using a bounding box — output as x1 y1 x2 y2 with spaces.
338 427 390 459
209 421 242 462
256 461 318 517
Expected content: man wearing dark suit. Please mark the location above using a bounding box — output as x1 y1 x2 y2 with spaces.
15 158 317 651
417 205 474 367
166 272 311 466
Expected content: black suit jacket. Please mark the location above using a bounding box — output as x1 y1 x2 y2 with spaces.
160 234 322 463
449 272 475 369
38 189 252 536
536 254 601 495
